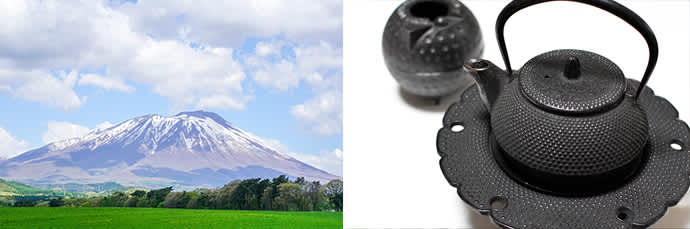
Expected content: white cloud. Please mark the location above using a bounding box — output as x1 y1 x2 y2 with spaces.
196 94 251 110
96 121 115 130
115 1 342 47
0 127 28 159
252 59 301 91
14 71 85 111
0 69 85 111
291 90 342 136
287 148 343 177
0 1 256 111
263 138 291 154
0 0 343 137
124 39 251 110
42 121 91 144
246 40 343 136
248 41 342 92
78 73 134 93
0 85 9 92
255 41 281 57
294 41 343 80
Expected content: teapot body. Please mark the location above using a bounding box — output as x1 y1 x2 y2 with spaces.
490 79 648 194
467 49 650 194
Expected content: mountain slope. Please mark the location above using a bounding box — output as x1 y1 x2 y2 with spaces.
30 182 126 194
0 179 51 196
0 111 338 187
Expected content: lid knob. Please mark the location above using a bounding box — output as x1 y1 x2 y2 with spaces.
564 56 581 79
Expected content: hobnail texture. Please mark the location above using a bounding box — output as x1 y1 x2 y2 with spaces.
382 0 483 97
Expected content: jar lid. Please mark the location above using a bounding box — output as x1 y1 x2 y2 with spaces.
518 49 627 114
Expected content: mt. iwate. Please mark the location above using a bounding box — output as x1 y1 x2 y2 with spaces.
0 111 338 187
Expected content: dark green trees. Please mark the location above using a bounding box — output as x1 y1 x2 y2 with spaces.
12 176 343 212
324 179 343 211
147 187 173 208
48 198 65 207
228 178 266 210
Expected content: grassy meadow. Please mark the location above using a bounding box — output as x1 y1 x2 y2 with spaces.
0 207 342 228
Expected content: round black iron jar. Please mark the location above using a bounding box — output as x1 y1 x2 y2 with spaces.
382 0 483 98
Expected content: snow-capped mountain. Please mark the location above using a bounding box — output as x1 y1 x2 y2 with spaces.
0 111 338 187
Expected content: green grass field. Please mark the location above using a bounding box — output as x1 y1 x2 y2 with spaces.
0 207 342 228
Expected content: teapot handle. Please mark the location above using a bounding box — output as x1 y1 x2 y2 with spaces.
496 0 658 100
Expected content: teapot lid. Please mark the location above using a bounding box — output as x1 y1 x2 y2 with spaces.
518 49 626 114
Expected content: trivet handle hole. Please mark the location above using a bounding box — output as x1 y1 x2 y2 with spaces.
616 206 633 223
450 122 465 132
490 196 507 211
670 139 685 151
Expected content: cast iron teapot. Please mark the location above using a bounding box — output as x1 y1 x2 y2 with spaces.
437 0 690 228
464 0 656 195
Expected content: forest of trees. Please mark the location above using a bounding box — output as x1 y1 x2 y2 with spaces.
8 176 343 212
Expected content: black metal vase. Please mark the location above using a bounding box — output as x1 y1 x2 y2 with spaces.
382 0 483 98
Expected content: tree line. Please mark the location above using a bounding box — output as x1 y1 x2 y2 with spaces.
8 176 343 212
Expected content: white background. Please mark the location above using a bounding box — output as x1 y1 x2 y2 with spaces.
343 0 690 228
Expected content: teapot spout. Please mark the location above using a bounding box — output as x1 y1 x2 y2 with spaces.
464 59 511 111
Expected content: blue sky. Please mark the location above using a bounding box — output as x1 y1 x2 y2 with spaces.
0 0 343 176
